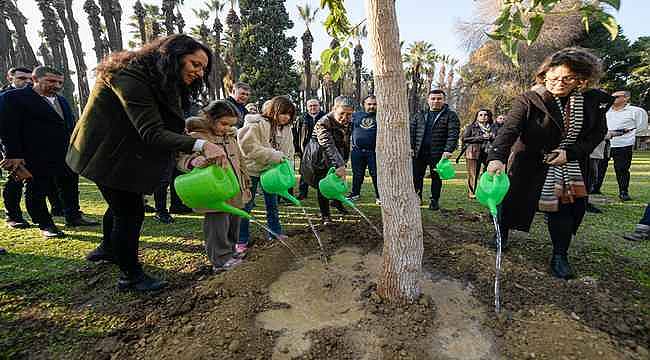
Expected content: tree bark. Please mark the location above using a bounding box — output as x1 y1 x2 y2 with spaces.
365 0 423 303
55 0 90 111
4 0 39 67
84 0 107 63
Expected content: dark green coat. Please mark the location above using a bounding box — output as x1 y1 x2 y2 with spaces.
66 63 196 194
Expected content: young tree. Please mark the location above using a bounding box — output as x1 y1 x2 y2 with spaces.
236 0 300 101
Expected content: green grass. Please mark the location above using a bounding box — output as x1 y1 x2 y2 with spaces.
0 152 649 356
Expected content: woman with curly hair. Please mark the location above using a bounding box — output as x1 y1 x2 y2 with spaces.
486 47 614 280
67 34 226 291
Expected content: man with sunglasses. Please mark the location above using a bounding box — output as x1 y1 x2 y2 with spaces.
605 91 648 201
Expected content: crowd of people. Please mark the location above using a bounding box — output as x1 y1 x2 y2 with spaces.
1 35 648 289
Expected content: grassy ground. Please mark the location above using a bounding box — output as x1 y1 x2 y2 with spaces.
0 152 648 357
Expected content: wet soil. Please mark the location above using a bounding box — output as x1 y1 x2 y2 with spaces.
8 209 650 359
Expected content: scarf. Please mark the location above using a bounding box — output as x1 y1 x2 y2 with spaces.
538 91 587 212
477 122 491 135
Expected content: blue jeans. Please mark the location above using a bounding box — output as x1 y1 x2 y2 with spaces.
640 203 650 226
238 176 282 245
350 147 379 198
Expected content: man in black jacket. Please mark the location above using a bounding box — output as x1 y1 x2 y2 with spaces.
410 89 460 210
1 67 34 229
226 82 251 128
294 98 326 199
0 66 98 238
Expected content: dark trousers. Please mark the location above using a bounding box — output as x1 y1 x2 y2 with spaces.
203 213 240 267
54 168 82 221
546 199 586 256
317 188 331 217
350 148 379 198
97 184 145 276
153 158 175 213
412 156 442 202
640 204 650 226
3 177 24 221
24 176 57 229
610 145 633 194
587 158 601 194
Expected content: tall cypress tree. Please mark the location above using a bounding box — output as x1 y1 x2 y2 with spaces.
237 0 300 102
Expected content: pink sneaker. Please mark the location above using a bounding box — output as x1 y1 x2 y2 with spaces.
234 244 248 259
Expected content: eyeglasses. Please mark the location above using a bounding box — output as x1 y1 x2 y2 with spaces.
545 76 579 84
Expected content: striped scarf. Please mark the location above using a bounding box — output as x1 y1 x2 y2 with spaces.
538 91 587 212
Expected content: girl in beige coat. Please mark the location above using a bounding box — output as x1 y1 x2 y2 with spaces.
237 96 296 254
177 101 251 272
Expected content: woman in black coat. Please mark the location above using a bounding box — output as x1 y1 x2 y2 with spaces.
300 96 354 225
462 109 496 198
486 47 614 280
67 35 227 291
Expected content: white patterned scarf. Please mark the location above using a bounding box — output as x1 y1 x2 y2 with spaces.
538 91 587 212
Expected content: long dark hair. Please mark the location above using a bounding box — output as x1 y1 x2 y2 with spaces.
96 34 213 107
474 108 493 124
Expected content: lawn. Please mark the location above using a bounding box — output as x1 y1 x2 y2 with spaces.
0 151 648 358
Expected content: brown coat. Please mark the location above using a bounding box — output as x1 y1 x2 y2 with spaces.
487 86 613 232
177 117 251 212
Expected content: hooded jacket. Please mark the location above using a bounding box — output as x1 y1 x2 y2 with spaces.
177 116 251 211
237 113 294 177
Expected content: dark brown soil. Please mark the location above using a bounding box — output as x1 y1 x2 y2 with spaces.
10 210 650 359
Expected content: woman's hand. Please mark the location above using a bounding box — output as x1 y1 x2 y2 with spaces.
546 149 567 166
202 142 228 167
335 166 346 179
190 155 210 168
487 160 506 175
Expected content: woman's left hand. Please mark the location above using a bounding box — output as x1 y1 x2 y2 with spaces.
547 149 567 166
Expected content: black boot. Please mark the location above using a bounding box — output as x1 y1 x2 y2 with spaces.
550 254 575 280
428 199 440 211
86 244 115 263
331 200 349 215
117 271 167 292
585 203 603 214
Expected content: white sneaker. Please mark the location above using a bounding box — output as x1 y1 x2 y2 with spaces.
375 199 382 205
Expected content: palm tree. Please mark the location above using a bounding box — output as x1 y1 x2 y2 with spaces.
162 0 175 36
403 41 435 114
445 58 459 102
423 51 439 95
297 3 319 100
84 0 108 62
207 0 226 99
53 0 90 111
351 24 367 103
133 0 147 45
3 0 39 67
175 8 185 33
436 54 451 91
98 0 122 51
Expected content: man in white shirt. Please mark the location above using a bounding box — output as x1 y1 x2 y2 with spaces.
605 90 649 201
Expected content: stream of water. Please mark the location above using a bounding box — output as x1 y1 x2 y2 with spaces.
349 204 382 238
250 218 298 258
301 207 328 264
492 215 503 313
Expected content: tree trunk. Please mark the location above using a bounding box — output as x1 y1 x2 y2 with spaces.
55 0 90 111
84 0 107 63
134 1 148 45
111 0 123 50
365 0 423 303
301 28 313 100
0 4 12 85
354 42 363 104
98 0 122 51
162 0 175 36
4 0 39 67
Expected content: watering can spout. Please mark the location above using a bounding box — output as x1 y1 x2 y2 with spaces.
319 167 353 207
212 201 253 220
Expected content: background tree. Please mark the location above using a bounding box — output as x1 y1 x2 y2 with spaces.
224 0 241 89
84 0 109 62
133 0 148 46
403 41 434 115
98 0 123 51
54 0 90 110
207 0 227 100
236 0 300 102
628 36 650 108
352 24 367 103
162 0 176 36
2 0 39 69
297 3 319 101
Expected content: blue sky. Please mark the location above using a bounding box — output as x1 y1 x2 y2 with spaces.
17 0 648 71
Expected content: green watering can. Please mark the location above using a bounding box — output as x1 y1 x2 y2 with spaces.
434 158 456 180
475 171 510 215
174 165 252 219
260 159 301 206
319 167 354 207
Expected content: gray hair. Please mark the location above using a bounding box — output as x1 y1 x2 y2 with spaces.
333 96 355 109
617 90 632 98
306 98 320 106
33 65 63 78
232 81 251 92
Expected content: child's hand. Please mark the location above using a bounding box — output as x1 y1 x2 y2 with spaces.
190 156 210 168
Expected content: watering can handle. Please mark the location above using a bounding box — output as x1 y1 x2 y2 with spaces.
327 167 336 176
